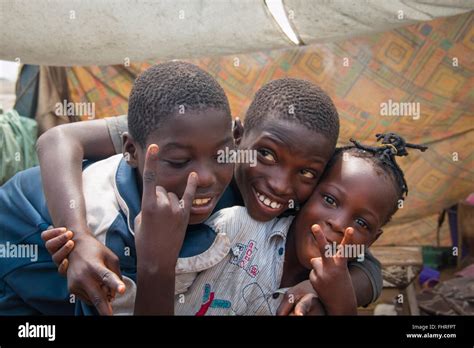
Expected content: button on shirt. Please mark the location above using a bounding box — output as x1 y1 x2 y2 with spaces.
175 206 294 316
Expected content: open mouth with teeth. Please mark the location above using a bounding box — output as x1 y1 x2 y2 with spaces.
192 197 212 206
189 196 216 219
255 191 283 210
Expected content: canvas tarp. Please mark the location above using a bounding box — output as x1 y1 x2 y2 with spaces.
1 0 474 66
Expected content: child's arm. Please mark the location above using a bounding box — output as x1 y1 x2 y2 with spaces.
277 265 376 315
134 145 198 315
36 117 127 315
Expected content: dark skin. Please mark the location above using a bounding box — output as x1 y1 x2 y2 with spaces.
125 109 234 225
125 151 397 315
134 145 198 315
278 154 396 314
128 109 235 314
37 119 126 314
39 109 234 314
233 117 332 222
40 115 383 314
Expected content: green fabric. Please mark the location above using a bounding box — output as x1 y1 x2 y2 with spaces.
0 109 38 185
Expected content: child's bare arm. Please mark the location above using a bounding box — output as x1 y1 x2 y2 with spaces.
348 266 375 307
36 119 116 232
36 119 125 315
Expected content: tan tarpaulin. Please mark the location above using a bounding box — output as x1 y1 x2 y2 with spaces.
1 0 473 66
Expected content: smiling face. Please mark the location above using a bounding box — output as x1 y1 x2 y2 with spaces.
125 108 234 225
234 118 335 222
292 153 397 269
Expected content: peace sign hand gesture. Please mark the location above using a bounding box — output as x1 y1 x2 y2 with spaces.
309 224 358 315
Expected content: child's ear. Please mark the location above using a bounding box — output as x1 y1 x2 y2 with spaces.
232 117 244 146
122 132 140 168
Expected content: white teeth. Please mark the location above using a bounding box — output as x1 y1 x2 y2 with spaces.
192 198 211 206
256 191 282 210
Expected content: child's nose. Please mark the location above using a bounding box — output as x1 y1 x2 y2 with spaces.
267 170 293 197
195 166 217 188
326 217 346 237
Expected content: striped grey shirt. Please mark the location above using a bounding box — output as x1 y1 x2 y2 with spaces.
175 206 294 316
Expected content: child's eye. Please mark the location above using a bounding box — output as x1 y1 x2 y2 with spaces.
355 218 369 230
165 160 189 168
300 169 316 179
257 149 276 163
323 194 337 207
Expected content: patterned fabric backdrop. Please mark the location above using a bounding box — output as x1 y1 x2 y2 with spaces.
66 12 474 246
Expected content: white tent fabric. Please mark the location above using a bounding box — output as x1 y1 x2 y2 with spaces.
1 0 473 66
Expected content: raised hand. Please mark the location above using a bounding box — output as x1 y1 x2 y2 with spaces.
135 144 198 270
134 144 198 315
309 224 358 315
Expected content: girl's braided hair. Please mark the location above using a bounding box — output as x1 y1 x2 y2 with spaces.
325 132 428 222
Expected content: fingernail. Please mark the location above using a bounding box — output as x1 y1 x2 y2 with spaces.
65 230 73 239
66 240 74 248
190 172 197 179
149 144 159 155
118 284 126 293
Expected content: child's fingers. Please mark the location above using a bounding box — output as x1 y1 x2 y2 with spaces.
41 227 68 242
293 294 317 316
51 240 74 266
337 227 355 260
95 264 126 296
309 269 318 289
141 144 160 211
276 293 296 316
311 224 330 262
340 227 355 247
167 192 180 209
44 230 74 255
181 172 198 213
101 284 115 302
86 284 113 316
58 258 69 275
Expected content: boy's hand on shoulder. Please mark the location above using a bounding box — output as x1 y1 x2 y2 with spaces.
135 144 198 273
41 226 126 315
309 224 358 315
277 280 326 316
